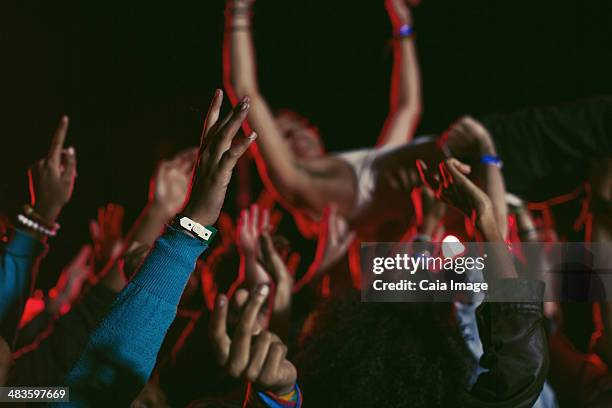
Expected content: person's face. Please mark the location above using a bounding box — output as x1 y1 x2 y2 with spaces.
276 113 324 159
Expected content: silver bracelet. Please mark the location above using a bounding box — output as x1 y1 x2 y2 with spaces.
17 214 59 237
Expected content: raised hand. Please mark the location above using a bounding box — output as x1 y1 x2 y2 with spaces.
238 204 270 258
260 232 293 289
238 204 272 287
28 116 77 225
48 245 94 315
90 203 125 272
443 116 496 161
294 205 355 292
260 231 294 340
210 286 297 396
182 91 256 226
417 158 491 218
418 162 516 279
149 148 198 219
314 205 354 274
385 0 417 27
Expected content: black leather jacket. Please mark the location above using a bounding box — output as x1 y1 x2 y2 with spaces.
464 279 549 408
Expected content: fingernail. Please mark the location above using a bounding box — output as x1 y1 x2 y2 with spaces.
67 147 75 155
61 115 69 123
248 132 258 141
241 96 250 104
241 102 250 111
216 89 223 97
257 284 270 296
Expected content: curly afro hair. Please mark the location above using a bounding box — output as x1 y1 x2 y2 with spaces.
297 298 474 408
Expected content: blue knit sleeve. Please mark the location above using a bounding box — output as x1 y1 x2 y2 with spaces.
0 229 46 344
60 225 208 406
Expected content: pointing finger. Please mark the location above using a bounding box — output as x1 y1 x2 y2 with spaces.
48 115 69 166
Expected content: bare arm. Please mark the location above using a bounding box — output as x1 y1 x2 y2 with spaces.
378 0 422 146
223 0 354 216
418 158 515 279
446 116 508 238
223 1 312 206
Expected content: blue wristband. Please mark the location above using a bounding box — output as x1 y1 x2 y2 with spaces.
397 24 414 38
480 155 503 168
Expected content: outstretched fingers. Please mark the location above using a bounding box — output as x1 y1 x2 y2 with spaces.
226 284 269 378
218 132 257 174
416 160 441 195
211 98 251 162
201 89 224 147
48 116 70 167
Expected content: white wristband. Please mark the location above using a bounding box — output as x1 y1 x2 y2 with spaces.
178 216 215 242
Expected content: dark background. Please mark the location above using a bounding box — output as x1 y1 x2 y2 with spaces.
1 0 611 287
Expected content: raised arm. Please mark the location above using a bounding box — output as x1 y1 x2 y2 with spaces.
0 117 76 346
223 1 308 203
445 116 509 238
419 158 548 407
62 92 255 405
223 0 353 216
377 0 423 146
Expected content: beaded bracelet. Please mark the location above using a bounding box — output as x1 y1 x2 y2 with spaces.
23 204 59 230
17 214 59 237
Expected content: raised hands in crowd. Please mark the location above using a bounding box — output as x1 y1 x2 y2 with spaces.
293 204 355 293
236 203 294 340
237 205 272 288
210 286 299 402
2 0 612 406
0 117 78 388
150 149 198 220
27 116 77 233
182 91 256 227
418 158 517 279
46 244 93 316
89 203 125 274
443 116 508 237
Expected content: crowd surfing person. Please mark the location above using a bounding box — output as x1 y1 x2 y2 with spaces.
224 0 434 242
0 114 556 407
0 110 551 408
224 0 511 245
2 1 612 408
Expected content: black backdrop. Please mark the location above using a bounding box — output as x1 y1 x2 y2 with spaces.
1 0 611 288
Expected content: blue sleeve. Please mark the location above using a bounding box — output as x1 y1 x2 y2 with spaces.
60 225 208 407
0 229 46 345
